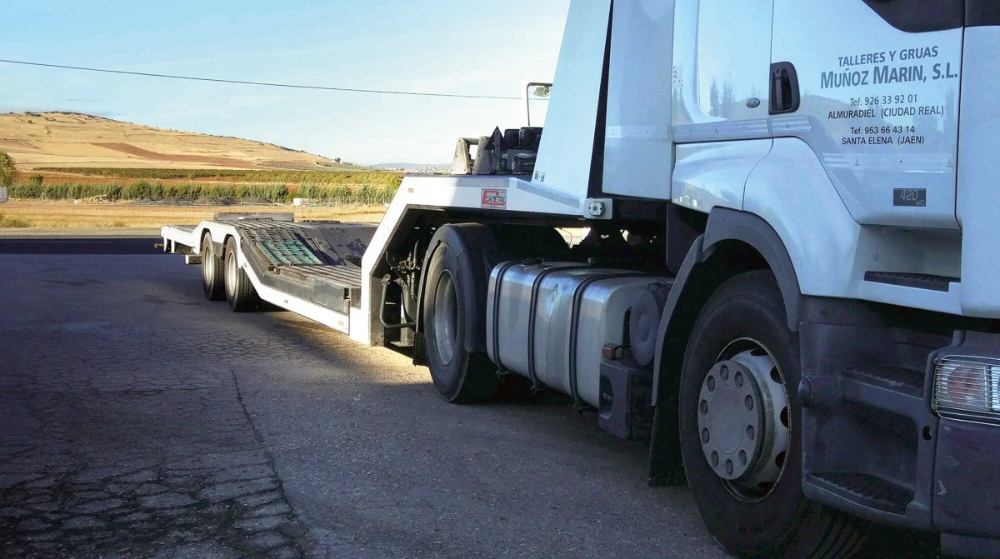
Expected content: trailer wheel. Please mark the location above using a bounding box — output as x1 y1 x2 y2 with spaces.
201 232 225 301
422 225 499 403
224 237 258 312
679 271 865 559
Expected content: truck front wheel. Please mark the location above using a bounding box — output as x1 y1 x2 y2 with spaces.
422 225 499 403
679 271 865 559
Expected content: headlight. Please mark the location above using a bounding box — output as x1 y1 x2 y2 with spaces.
932 356 1000 421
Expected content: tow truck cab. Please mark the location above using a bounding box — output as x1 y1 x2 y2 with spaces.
458 2 1000 556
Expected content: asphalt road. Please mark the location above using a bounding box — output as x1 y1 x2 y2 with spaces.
0 239 943 559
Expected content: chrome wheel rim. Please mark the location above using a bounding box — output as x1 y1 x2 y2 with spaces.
202 240 213 283
225 250 237 298
432 271 458 366
697 338 790 502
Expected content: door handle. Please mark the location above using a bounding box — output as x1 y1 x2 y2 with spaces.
769 62 800 115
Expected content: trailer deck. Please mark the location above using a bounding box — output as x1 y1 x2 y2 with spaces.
162 215 377 336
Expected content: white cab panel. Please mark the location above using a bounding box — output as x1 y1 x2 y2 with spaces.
957 26 1000 316
672 0 773 141
672 139 772 212
746 138 964 316
602 0 674 200
772 0 963 229
532 0 612 201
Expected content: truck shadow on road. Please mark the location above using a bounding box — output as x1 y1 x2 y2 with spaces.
242 285 945 559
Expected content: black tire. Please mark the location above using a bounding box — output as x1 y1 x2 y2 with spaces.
201 232 225 301
679 271 866 559
224 237 259 312
422 225 500 403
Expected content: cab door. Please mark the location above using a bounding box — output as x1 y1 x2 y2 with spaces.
670 0 775 212
771 0 964 229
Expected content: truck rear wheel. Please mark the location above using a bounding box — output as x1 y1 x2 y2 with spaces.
201 232 225 301
679 271 865 559
422 224 500 403
224 237 258 312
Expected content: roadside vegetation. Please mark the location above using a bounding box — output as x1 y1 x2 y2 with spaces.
0 212 30 228
35 167 403 187
1 151 17 187
0 156 401 228
8 168 403 205
0 151 28 226
8 180 400 205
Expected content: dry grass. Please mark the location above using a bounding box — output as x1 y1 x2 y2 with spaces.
0 201 386 229
0 212 31 228
0 112 345 170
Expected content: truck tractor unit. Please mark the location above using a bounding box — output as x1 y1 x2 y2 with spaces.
160 2 1000 557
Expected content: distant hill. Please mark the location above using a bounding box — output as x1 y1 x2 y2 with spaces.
0 112 357 171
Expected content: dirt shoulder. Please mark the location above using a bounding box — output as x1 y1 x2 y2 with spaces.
0 227 161 238
0 201 386 231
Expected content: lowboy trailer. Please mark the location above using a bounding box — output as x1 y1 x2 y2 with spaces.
161 2 1000 557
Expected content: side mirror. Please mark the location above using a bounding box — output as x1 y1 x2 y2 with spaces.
525 82 552 127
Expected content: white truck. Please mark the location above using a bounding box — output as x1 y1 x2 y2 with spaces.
160 2 1000 557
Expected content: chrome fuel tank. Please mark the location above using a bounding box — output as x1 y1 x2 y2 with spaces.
486 261 664 408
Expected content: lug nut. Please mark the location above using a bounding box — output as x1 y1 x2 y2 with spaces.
720 365 729 381
711 451 719 466
701 429 710 444
735 372 744 387
725 460 734 475
745 395 754 410
739 450 747 465
747 425 755 441
700 400 708 416
707 376 716 391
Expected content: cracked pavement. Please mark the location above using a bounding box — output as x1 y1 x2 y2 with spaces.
0 239 943 559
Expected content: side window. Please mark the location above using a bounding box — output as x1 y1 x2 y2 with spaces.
674 0 773 129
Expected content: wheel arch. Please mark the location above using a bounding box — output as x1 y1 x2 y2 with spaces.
222 232 240 263
411 220 571 354
198 227 224 256
647 208 803 484
199 228 211 249
414 223 499 355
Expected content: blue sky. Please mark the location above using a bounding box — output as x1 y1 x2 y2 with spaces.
0 1 570 164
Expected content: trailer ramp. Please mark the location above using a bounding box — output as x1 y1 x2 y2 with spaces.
236 221 371 316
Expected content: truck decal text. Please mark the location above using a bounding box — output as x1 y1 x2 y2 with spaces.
481 189 507 209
